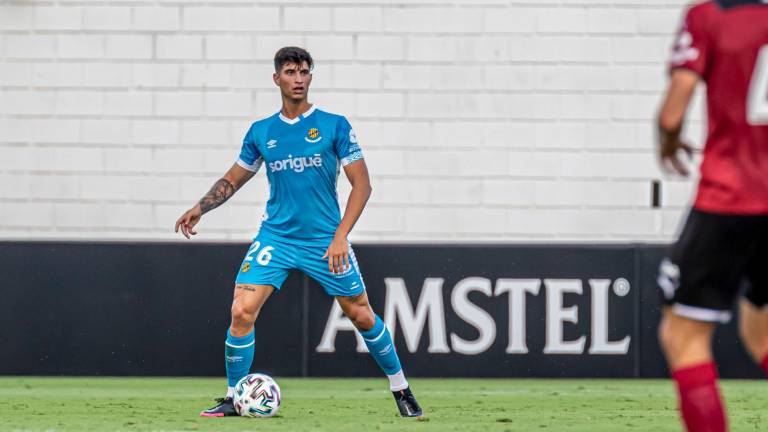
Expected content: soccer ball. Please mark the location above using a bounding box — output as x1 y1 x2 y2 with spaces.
233 373 282 418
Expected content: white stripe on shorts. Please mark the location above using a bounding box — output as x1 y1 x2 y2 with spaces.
673 303 732 324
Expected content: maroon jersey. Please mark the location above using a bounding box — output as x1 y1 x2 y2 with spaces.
669 0 768 215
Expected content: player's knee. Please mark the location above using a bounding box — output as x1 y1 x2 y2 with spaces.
231 303 256 327
346 308 375 331
658 317 685 355
738 301 768 361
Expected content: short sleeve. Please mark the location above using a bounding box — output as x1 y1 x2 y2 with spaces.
668 6 713 78
237 124 263 172
334 117 364 166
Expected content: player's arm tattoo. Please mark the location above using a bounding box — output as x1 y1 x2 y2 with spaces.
198 178 236 214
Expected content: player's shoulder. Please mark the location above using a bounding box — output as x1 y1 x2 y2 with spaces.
687 0 765 16
241 112 280 146
683 0 767 38
680 1 733 35
713 0 768 10
312 107 351 127
249 112 281 132
684 1 720 18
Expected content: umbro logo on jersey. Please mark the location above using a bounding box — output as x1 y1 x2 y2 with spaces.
305 128 322 143
266 139 278 149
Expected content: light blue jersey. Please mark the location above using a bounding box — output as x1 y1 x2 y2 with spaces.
237 105 363 240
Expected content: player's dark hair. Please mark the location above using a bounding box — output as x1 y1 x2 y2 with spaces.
274 47 314 72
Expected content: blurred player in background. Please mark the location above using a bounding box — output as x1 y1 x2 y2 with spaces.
657 1 768 431
174 47 422 418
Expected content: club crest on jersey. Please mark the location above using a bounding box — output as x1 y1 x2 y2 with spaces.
305 128 322 143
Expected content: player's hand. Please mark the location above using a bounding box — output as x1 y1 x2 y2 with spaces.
322 236 350 275
174 205 202 239
659 128 694 177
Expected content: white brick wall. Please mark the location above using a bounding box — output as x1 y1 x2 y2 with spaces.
0 0 703 242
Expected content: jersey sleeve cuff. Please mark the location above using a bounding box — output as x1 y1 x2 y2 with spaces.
341 152 364 167
668 64 704 79
237 157 263 172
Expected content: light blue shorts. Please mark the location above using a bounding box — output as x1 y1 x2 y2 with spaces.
234 229 366 297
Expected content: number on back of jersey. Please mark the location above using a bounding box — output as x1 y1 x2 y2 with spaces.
748 45 768 125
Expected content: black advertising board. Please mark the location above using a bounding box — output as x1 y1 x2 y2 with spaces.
307 245 639 378
0 242 760 378
0 242 303 377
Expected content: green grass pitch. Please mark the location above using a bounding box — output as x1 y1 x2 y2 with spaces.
1 377 766 431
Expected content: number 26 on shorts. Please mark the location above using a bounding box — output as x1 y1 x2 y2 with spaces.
245 242 274 266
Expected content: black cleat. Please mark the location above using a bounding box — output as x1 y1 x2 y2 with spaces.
200 397 238 417
392 387 423 417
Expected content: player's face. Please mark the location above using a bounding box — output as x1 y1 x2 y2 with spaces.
274 61 312 102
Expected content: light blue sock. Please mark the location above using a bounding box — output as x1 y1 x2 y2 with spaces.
359 315 407 391
225 328 255 388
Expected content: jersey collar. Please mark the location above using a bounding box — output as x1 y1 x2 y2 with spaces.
716 0 767 9
278 104 317 125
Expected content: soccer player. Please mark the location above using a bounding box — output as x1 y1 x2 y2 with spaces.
656 1 768 431
174 47 422 418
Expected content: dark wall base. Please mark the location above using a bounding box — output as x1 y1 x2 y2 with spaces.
0 242 761 378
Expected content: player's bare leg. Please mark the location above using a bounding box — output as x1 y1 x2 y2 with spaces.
230 284 273 336
201 284 274 417
337 292 423 417
659 309 716 370
336 291 376 330
739 300 768 375
658 308 726 431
